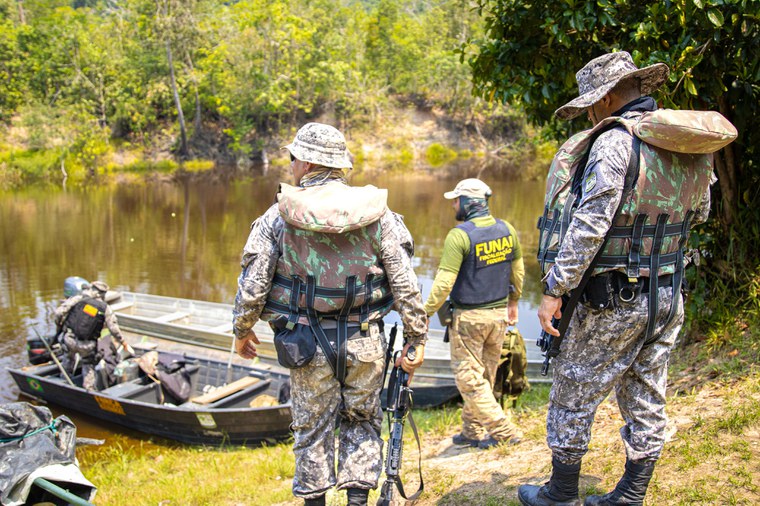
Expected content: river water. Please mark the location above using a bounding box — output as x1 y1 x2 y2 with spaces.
0 163 547 440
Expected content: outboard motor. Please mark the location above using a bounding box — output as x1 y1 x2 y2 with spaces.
64 276 89 298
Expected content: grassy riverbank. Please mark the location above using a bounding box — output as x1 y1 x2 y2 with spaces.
77 335 760 506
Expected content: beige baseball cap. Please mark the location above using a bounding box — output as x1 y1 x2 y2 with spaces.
443 178 492 200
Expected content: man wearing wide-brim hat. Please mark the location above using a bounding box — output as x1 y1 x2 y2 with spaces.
233 122 427 506
519 52 715 506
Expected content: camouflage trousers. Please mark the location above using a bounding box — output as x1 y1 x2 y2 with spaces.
61 332 98 390
547 286 684 465
450 307 521 441
290 322 386 499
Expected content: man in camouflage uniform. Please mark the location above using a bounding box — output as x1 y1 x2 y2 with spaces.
54 280 126 390
423 178 523 449
518 52 713 506
232 123 427 506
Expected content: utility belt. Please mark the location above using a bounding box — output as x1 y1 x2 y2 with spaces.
581 271 674 310
267 273 393 385
64 327 100 343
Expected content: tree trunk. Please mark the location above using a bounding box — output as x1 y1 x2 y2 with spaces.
713 151 735 225
194 87 201 134
184 52 202 137
166 39 188 157
17 0 26 24
716 97 738 226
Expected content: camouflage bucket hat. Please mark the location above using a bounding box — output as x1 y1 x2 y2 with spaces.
283 122 353 169
555 51 669 120
90 280 109 293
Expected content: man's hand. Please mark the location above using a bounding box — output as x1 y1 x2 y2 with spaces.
235 330 260 359
120 341 135 358
538 295 563 337
507 299 519 326
395 343 425 382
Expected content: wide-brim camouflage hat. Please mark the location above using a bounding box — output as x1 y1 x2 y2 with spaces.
89 280 109 293
555 51 669 120
283 122 353 170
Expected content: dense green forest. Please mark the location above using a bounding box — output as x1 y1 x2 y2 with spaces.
1 0 532 184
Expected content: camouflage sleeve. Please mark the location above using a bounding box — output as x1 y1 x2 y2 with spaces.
692 171 716 226
104 306 124 342
544 128 631 297
379 210 428 346
54 295 82 327
232 204 283 339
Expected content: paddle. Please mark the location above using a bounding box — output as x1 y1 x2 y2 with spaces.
226 334 235 385
31 325 76 387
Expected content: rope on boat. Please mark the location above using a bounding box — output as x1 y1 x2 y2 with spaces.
0 420 58 444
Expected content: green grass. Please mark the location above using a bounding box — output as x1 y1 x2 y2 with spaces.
77 354 760 505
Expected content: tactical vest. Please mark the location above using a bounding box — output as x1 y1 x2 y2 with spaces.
451 219 514 307
264 181 395 383
65 297 107 341
537 109 736 281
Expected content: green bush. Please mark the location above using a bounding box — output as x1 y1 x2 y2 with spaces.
425 143 457 167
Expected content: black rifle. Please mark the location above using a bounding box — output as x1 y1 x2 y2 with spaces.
377 347 423 506
537 316 561 376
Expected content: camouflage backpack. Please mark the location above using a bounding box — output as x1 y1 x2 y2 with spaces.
538 109 737 279
536 109 736 341
265 180 395 323
493 328 529 408
264 180 395 383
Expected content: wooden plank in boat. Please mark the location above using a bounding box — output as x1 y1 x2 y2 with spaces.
110 300 135 312
155 311 190 323
208 322 233 333
190 376 260 405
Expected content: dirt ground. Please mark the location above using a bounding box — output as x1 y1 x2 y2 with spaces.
405 375 760 506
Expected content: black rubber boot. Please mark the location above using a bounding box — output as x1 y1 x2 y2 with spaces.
517 457 582 506
584 459 655 506
304 495 326 506
346 488 369 506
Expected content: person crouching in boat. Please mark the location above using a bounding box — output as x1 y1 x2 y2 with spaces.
232 122 427 506
54 280 128 390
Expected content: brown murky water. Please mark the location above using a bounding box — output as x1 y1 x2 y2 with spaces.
0 163 547 443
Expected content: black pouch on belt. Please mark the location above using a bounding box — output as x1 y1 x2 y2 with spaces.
582 274 615 310
270 317 317 369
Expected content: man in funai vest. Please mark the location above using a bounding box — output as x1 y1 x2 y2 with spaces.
54 280 126 390
518 52 715 506
232 122 427 506
424 178 524 450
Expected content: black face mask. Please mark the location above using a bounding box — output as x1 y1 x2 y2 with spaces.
455 197 468 221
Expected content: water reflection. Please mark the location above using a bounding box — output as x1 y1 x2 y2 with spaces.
0 164 548 434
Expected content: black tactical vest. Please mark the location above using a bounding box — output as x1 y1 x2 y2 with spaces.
451 219 514 307
65 297 107 341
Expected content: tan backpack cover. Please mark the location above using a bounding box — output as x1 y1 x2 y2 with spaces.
632 109 737 154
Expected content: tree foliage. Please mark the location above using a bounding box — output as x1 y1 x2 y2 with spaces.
465 0 760 336
0 0 486 159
